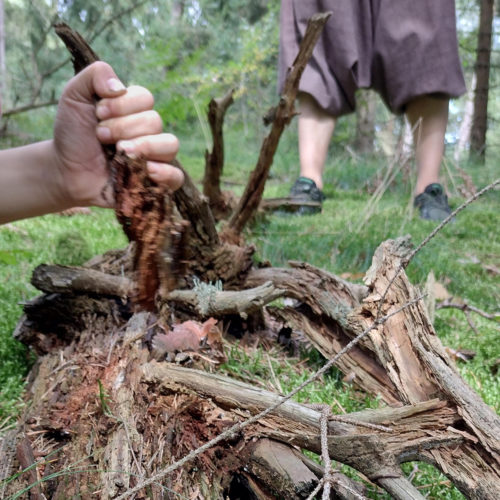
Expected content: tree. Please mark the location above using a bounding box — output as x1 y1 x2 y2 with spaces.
470 0 494 160
354 89 376 154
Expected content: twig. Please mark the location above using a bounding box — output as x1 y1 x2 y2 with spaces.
2 100 59 117
436 300 500 322
116 295 424 499
377 178 500 317
266 353 283 395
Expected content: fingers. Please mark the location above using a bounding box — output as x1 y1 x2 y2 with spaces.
117 133 179 162
78 62 184 191
116 133 183 191
147 162 184 190
96 85 154 120
64 61 127 103
96 110 163 143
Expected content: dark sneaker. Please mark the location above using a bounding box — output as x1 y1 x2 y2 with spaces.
289 177 326 215
414 183 452 221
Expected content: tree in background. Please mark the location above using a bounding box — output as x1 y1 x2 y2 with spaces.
354 89 377 154
470 0 495 160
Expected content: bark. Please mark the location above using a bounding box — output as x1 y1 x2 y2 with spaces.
354 89 376 154
470 0 494 160
203 89 236 219
454 73 476 162
173 163 255 286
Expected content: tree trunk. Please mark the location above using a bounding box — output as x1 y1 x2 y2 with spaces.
0 0 5 105
354 89 376 154
455 73 476 162
470 0 494 160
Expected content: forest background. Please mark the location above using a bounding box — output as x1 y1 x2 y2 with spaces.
0 1 499 497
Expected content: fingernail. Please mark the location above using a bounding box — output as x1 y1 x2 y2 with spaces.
117 140 136 157
107 78 126 93
96 126 112 141
96 103 110 120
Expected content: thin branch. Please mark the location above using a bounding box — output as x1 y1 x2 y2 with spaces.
2 100 58 117
436 300 500 322
40 0 149 81
116 295 424 500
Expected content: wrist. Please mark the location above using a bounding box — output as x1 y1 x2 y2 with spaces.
0 140 71 224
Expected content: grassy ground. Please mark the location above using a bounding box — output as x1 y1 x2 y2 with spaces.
0 128 498 498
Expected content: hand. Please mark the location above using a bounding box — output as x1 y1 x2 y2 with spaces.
52 61 184 208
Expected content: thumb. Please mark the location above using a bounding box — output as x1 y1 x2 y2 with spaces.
62 61 127 104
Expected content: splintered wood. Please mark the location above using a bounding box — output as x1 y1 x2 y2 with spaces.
55 23 186 310
111 152 187 309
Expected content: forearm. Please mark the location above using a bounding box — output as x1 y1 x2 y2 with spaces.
0 140 67 224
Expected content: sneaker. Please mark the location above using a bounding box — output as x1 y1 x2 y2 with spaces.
414 183 452 221
289 177 326 215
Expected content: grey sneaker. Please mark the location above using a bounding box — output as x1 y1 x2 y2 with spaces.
289 177 326 215
414 183 452 221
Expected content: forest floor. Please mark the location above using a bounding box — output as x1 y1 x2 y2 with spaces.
0 143 498 499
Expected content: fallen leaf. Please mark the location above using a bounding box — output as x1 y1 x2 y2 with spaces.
482 264 500 276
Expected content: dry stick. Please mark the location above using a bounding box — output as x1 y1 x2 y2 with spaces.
377 178 500 317
116 295 424 500
304 405 335 500
226 12 331 236
437 300 500 321
203 88 235 207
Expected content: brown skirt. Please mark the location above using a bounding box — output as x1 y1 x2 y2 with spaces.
278 0 467 116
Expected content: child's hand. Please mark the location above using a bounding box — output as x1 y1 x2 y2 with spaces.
52 61 184 208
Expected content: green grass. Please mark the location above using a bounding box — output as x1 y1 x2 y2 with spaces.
0 128 498 498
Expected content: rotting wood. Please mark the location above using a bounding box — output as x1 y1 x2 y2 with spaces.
54 22 186 310
247 237 500 499
246 439 318 498
31 263 133 297
8 238 500 499
142 363 461 499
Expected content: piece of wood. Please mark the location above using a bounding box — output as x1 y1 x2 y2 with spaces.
28 263 284 319
203 89 236 219
31 263 132 297
224 12 332 240
55 23 184 310
259 197 322 213
9 237 500 499
247 237 500 499
247 439 318 498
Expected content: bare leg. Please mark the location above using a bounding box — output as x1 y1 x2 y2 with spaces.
405 95 449 195
298 92 336 190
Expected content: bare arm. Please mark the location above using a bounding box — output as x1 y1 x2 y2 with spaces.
0 61 184 224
